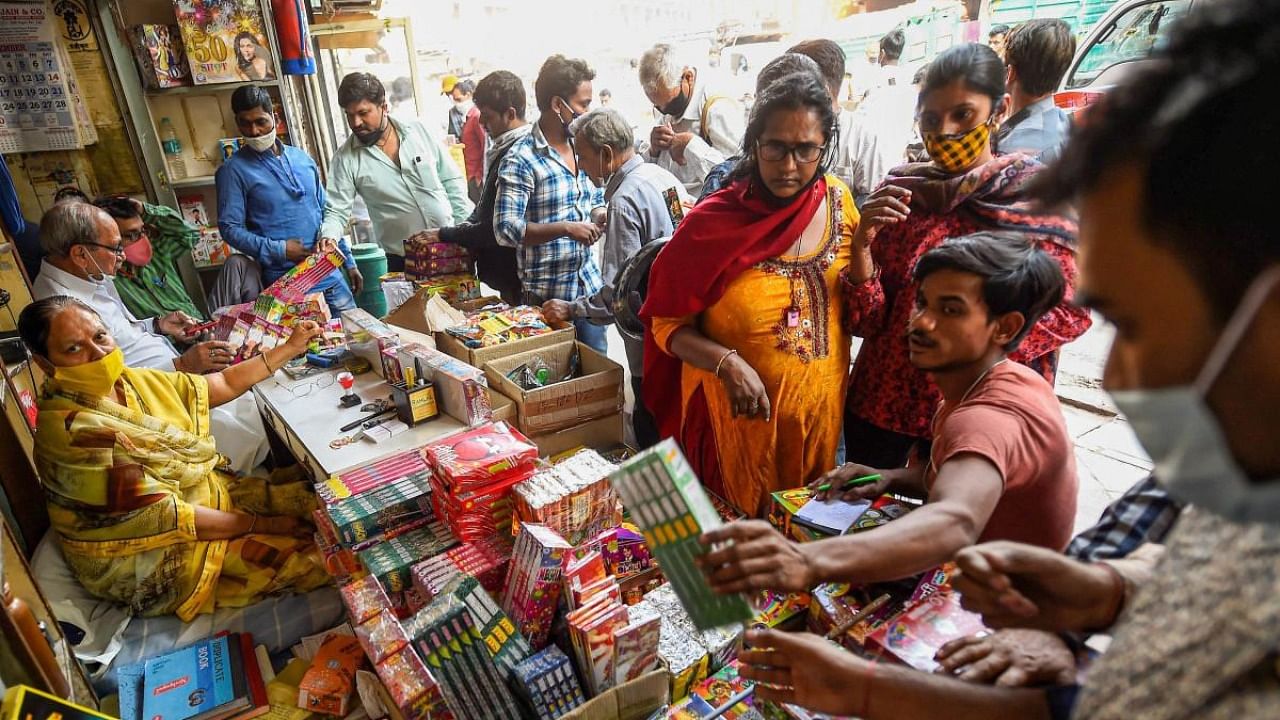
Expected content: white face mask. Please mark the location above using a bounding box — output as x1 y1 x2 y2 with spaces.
1110 266 1280 525
243 132 277 153
81 248 113 283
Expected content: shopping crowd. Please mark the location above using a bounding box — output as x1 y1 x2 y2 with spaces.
15 0 1280 715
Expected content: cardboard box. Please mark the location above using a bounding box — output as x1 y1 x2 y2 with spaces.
298 634 364 716
484 342 624 436
530 413 625 458
559 671 669 720
436 325 574 368
489 388 516 424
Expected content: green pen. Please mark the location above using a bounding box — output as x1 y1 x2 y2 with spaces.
814 473 882 493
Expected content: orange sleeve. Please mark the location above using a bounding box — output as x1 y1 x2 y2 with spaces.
650 315 696 356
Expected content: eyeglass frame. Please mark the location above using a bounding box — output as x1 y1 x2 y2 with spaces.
274 373 335 399
120 228 148 242
76 241 126 257
755 139 828 164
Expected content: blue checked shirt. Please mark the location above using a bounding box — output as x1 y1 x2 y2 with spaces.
1066 475 1182 562
493 123 605 301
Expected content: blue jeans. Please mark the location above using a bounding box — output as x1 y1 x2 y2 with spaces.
323 278 357 314
573 318 608 355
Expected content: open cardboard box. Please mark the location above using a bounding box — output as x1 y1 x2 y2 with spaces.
436 325 575 368
484 341 624 436
530 412 625 458
488 387 516 425
560 671 669 720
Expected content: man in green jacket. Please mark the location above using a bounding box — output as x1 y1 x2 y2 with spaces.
95 196 206 321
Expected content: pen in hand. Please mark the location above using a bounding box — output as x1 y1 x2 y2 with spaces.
814 473 882 494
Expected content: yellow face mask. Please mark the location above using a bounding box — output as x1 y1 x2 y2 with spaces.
923 119 994 174
54 347 125 397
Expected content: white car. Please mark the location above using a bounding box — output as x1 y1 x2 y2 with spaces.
1055 0 1199 112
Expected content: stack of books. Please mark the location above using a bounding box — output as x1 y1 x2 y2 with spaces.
117 633 270 720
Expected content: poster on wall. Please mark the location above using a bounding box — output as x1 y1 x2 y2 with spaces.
174 0 276 85
0 2 80 154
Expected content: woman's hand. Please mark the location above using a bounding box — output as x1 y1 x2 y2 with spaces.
809 462 892 502
254 514 315 539
284 320 323 356
854 185 912 247
718 353 771 421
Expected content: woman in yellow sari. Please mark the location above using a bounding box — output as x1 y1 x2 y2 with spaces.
642 59 860 517
19 295 330 621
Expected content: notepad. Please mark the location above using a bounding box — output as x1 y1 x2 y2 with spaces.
794 498 871 535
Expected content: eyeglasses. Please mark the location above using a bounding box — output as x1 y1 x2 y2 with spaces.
274 374 334 399
121 229 147 242
78 241 126 256
756 140 827 164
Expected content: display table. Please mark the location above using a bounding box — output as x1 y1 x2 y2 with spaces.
254 366 465 481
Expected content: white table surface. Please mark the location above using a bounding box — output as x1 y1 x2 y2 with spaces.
254 366 465 479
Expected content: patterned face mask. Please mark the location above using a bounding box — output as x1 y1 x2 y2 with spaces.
923 118 994 173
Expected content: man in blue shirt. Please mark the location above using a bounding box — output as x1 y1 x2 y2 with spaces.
997 19 1075 164
216 86 359 314
493 54 608 354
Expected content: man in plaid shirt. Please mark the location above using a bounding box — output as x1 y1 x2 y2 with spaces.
494 54 608 354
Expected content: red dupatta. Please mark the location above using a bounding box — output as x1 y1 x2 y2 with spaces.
640 175 829 442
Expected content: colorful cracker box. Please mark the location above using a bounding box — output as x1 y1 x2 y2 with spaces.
512 646 585 720
866 592 985 672
174 0 276 85
374 649 453 720
130 24 192 89
357 523 457 596
425 421 538 491
416 273 481 303
354 610 409 664
342 307 402 375
500 524 573 649
298 634 364 716
319 450 429 505
410 534 513 606
513 450 620 545
807 584 897 650
408 593 523 719
432 574 532 683
340 575 392 626
610 440 754 630
325 475 434 548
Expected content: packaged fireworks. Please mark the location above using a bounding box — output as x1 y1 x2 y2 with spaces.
340 575 392 626
325 475 434 548
511 646 585 720
429 573 532 683
416 273 481 303
425 421 538 491
444 306 556 349
374 648 453 720
513 450 620 545
865 592 985 672
409 593 522 719
398 344 492 427
566 593 630 696
500 524 572 649
354 610 408 664
318 450 429 505
610 440 754 630
341 307 402 375
612 615 662 687
356 523 457 597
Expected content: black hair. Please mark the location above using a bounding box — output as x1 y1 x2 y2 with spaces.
234 31 258 70
53 186 89 204
599 88 612 98
989 23 1010 37
454 79 475 95
230 84 273 115
474 70 526 120
338 72 386 108
788 39 847 96
755 53 823 93
94 196 140 221
918 43 1006 112
1036 0 1280 321
913 232 1065 351
880 29 906 61
18 295 98 358
1005 19 1076 97
912 63 930 86
730 68 838 183
534 55 595 112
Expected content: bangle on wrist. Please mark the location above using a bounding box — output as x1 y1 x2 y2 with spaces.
259 353 273 375
714 349 739 378
246 512 259 535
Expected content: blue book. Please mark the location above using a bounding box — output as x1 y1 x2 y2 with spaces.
140 636 242 720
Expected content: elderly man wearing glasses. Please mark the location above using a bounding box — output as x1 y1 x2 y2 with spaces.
32 202 272 474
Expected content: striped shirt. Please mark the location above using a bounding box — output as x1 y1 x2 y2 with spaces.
493 122 604 301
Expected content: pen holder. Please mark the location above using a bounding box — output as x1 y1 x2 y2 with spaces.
390 381 439 426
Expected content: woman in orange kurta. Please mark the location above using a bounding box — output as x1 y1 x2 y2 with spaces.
642 65 860 516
